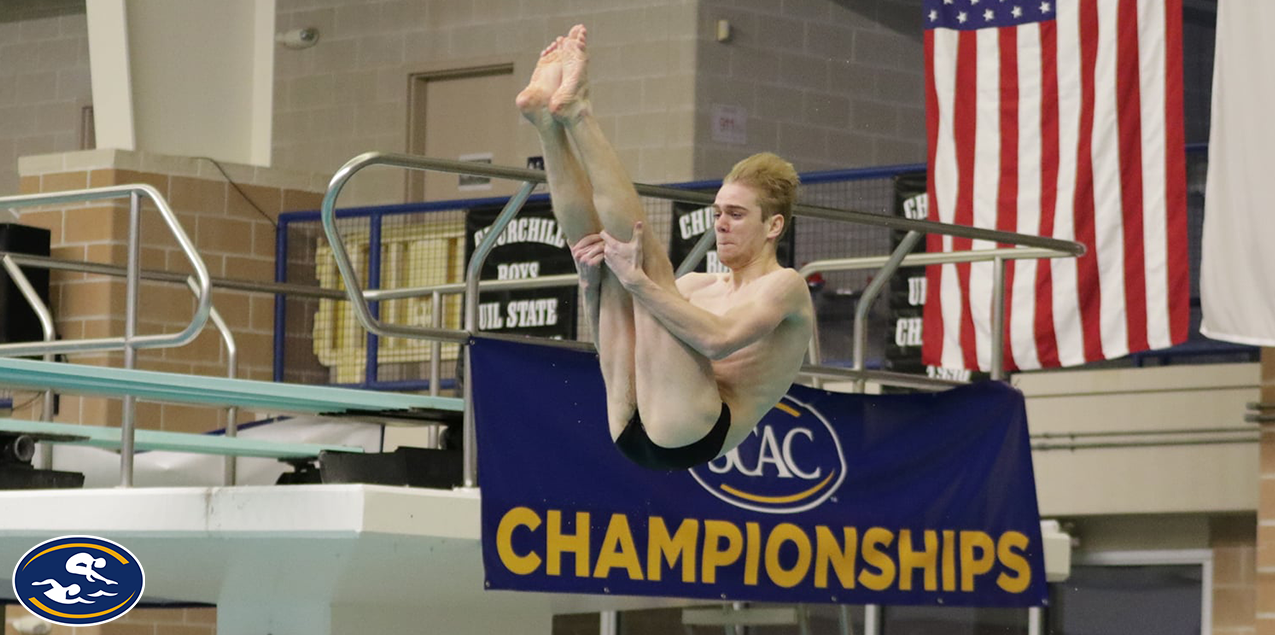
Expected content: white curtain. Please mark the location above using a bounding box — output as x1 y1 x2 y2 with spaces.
1200 1 1275 346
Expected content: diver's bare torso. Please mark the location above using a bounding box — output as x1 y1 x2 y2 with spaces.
677 267 814 452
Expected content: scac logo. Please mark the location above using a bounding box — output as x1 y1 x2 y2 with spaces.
12 535 144 627
690 395 846 514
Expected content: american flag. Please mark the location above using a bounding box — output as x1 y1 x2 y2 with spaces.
922 0 1189 371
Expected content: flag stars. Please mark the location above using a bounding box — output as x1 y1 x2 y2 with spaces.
1040 1 1052 13
970 0 979 4
929 9 939 21
957 11 968 23
984 8 994 20
944 0 954 4
1011 5 1023 18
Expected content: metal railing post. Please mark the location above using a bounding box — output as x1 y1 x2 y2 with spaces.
1 256 56 466
461 181 536 489
430 291 441 397
186 277 238 485
675 227 717 277
463 183 536 338
863 604 881 635
850 231 922 393
1028 606 1043 635
991 256 1007 381
365 214 383 386
600 610 618 635
120 191 142 487
837 605 856 635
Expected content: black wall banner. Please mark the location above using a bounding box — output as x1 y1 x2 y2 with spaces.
465 200 577 340
888 173 986 383
669 201 796 274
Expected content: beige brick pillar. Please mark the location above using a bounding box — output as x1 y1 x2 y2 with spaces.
1214 515 1257 635
1259 348 1275 634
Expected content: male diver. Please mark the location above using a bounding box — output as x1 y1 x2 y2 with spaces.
517 25 813 469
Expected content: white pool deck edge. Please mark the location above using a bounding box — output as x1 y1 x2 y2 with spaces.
0 485 690 634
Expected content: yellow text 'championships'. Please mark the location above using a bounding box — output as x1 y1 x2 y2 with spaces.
496 507 1032 593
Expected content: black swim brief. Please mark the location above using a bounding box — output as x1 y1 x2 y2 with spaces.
614 403 731 470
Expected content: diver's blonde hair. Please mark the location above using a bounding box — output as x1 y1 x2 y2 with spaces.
723 152 800 238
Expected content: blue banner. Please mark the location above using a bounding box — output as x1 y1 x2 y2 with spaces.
472 336 1047 607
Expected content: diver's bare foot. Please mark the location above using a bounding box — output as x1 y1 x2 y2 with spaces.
549 25 591 122
516 37 564 127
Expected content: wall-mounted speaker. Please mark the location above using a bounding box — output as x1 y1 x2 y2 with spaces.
0 224 52 345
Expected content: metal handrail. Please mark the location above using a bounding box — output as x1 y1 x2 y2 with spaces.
0 252 55 425
0 185 212 357
321 154 468 344
1032 426 1256 439
0 249 971 396
0 245 985 426
477 330 967 390
330 152 1087 253
185 277 240 486
321 152 1086 343
0 250 582 405
797 245 1080 385
459 182 537 484
795 246 1071 276
0 251 580 302
0 251 348 299
321 154 1085 345
1032 437 1257 451
849 231 923 392
369 273 579 300
3 246 1044 391
0 258 239 486
0 184 218 486
796 363 964 391
319 153 1087 489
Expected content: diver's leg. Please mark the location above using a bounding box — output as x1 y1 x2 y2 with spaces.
518 33 635 438
553 25 722 446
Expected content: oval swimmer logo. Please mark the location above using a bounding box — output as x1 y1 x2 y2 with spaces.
12 535 144 627
690 395 846 514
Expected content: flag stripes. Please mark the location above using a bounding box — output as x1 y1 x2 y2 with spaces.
922 0 1188 371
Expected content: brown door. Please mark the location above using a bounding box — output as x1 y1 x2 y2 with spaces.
407 65 518 202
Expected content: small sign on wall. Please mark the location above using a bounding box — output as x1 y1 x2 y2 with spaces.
711 104 747 144
459 152 494 191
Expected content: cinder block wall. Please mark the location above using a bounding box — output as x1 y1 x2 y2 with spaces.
693 0 926 177
0 6 91 198
13 149 325 434
272 0 700 207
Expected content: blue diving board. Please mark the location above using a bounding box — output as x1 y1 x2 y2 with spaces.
0 418 362 459
0 357 463 422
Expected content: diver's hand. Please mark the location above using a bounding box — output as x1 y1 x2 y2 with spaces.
570 233 605 289
600 222 646 289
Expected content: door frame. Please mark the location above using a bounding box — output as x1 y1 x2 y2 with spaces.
404 63 515 202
